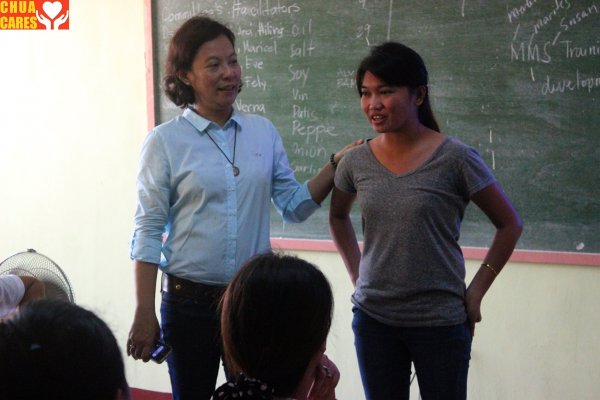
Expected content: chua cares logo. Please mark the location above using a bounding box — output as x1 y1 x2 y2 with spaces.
0 0 69 30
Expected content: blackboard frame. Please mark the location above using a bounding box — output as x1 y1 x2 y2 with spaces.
142 0 599 266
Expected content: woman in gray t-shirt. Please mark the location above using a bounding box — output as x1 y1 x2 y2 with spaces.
329 42 523 400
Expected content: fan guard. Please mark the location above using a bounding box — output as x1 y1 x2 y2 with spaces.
0 249 74 303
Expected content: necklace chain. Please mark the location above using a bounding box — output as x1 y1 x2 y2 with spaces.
204 124 239 176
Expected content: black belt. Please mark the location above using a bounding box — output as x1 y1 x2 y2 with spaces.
161 273 226 303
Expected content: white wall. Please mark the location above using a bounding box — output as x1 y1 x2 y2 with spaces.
0 0 167 392
1 2 599 399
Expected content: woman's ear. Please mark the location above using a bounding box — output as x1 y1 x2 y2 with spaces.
177 72 190 85
415 85 427 106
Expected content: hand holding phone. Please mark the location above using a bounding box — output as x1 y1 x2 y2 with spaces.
150 341 172 364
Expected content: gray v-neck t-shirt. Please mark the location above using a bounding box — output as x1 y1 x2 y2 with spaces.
335 137 496 327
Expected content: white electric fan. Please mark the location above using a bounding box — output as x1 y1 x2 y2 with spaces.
0 249 74 303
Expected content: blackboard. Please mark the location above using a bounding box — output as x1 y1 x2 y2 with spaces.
149 0 600 254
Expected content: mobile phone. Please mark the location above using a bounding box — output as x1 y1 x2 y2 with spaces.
150 340 172 364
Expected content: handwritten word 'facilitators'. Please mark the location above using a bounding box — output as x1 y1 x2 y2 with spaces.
0 1 38 29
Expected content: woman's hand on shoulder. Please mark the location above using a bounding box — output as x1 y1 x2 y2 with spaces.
308 354 340 400
332 139 365 165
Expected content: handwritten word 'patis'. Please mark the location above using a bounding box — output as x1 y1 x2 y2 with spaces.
293 105 317 121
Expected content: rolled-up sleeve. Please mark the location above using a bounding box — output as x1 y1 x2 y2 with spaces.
130 131 171 264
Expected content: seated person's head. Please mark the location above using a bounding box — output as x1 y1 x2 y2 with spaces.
219 252 333 399
0 299 129 400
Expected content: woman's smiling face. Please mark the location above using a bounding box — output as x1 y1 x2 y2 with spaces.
185 34 242 125
360 71 421 134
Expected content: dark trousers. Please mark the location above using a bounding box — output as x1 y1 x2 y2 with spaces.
160 289 223 400
352 307 472 400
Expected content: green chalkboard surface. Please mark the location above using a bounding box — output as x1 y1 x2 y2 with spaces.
150 0 600 253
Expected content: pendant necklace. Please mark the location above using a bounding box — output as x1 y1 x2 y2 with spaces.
204 124 239 176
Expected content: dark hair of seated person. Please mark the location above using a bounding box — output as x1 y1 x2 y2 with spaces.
218 252 333 399
0 299 129 400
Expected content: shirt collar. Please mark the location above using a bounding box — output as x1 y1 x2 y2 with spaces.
183 107 242 134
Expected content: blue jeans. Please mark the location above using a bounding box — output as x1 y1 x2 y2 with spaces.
160 290 224 400
352 307 472 400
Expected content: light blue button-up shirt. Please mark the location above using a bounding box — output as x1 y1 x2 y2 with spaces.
130 108 319 284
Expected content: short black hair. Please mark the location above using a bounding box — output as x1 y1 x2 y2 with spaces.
0 300 129 400
163 16 236 108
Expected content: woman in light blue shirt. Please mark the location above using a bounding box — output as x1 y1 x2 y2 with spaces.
127 16 358 400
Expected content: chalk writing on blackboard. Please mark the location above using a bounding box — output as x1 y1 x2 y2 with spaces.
150 0 600 252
